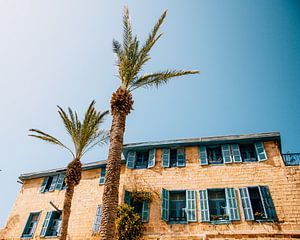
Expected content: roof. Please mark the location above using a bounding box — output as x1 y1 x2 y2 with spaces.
20 132 281 180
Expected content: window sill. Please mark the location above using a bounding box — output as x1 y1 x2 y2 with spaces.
21 236 33 239
255 219 277 223
168 221 188 224
210 220 231 225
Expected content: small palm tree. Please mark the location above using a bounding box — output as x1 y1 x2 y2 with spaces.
100 7 199 239
29 101 109 240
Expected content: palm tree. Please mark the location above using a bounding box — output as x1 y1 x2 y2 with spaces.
29 101 109 240
100 7 199 239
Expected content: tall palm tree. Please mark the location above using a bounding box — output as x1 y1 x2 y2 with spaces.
100 7 199 239
29 101 109 240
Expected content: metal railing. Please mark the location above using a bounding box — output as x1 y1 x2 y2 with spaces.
282 153 300 166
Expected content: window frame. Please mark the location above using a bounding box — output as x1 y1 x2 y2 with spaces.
21 212 41 239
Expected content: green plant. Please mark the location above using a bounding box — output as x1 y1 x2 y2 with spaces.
115 204 144 240
131 190 151 204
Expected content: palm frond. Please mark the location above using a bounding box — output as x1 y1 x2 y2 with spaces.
122 6 132 53
129 70 199 91
82 129 110 156
29 129 74 157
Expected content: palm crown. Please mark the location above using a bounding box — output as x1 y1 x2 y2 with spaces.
29 100 109 159
113 7 199 92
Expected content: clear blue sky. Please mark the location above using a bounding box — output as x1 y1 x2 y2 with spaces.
0 0 299 227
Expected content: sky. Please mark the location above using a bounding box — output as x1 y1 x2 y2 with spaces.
0 0 299 227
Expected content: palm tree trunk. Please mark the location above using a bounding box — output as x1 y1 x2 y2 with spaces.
100 113 127 240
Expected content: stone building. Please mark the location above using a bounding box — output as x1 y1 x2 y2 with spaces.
1 132 300 240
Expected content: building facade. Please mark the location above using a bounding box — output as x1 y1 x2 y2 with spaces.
1 132 300 240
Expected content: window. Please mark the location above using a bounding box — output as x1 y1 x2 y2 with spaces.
207 146 223 164
99 168 106 185
199 188 240 223
126 149 156 169
21 212 40 238
92 205 102 233
123 191 150 222
40 211 62 237
162 148 186 168
239 186 277 221
199 142 266 165
40 174 66 193
162 189 196 223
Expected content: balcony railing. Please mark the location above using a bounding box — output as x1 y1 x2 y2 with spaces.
282 153 300 166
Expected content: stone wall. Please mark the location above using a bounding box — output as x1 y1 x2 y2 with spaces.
1 141 300 240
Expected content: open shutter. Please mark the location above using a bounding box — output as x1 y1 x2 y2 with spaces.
222 144 232 163
40 177 49 193
21 213 32 237
141 192 151 222
162 149 170 167
126 151 136 169
258 186 277 220
49 175 59 192
199 190 210 222
255 142 267 161
55 174 65 190
177 148 186 167
40 211 53 237
231 144 242 163
148 149 156 168
124 190 132 205
186 190 197 222
161 188 169 221
239 188 254 220
92 205 103 233
225 188 240 221
199 146 208 165
99 168 106 185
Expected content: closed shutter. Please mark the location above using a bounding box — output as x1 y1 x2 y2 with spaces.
99 168 106 185
92 205 103 233
225 188 240 221
255 142 267 161
199 146 208 165
199 190 210 222
40 177 49 193
55 174 66 190
161 188 169 221
186 190 197 222
231 144 242 163
258 186 277 220
124 190 132 205
222 144 232 163
49 175 59 192
239 188 254 220
126 151 136 169
162 149 170 167
148 149 156 168
40 211 53 237
141 192 151 222
177 148 186 167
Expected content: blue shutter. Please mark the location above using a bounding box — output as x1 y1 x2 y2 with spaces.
40 211 53 237
40 177 49 193
142 192 150 222
258 186 277 220
222 144 232 163
161 188 169 221
162 149 170 167
225 188 240 221
92 205 103 233
199 146 208 165
124 190 132 205
199 190 210 222
231 144 242 163
255 142 267 161
186 190 197 222
49 175 59 192
21 213 33 237
239 188 254 220
55 174 65 190
126 151 136 169
177 148 186 167
99 168 106 185
148 149 156 168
